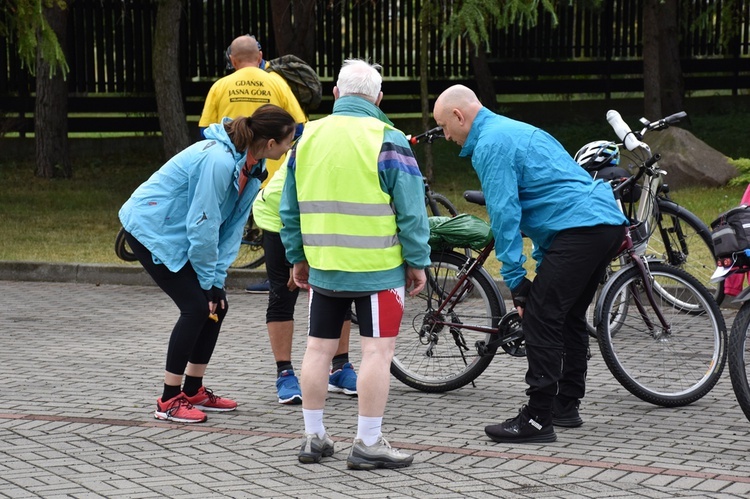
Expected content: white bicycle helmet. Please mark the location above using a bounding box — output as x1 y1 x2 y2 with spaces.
574 140 620 172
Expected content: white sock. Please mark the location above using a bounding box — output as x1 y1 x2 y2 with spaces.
302 408 326 438
356 415 382 446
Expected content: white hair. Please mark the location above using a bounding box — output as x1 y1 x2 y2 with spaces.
336 59 382 103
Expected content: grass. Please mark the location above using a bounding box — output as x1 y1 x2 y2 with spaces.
1 109 749 266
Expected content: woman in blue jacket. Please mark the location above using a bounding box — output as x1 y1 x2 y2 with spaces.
120 104 296 423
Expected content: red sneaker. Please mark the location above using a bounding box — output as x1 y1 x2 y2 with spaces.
183 386 238 412
154 394 207 423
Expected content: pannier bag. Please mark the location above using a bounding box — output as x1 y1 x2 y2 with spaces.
428 214 493 251
710 205 750 263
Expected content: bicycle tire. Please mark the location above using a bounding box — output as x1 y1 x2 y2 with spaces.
231 214 265 269
391 250 507 392
596 262 727 407
728 302 750 422
427 192 459 217
651 199 724 305
114 227 138 262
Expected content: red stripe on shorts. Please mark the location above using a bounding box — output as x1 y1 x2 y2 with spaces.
372 287 405 338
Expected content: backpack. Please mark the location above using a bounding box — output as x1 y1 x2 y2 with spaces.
266 55 322 114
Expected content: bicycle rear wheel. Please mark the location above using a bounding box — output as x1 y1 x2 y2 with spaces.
231 214 265 269
596 262 727 407
391 250 506 392
427 192 459 217
650 199 723 304
114 227 138 262
728 302 750 422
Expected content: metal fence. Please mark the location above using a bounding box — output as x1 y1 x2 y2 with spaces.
1 0 749 132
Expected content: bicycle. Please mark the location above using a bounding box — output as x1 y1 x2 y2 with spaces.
601 110 721 305
394 189 727 406
230 212 265 269
592 122 728 407
728 293 750 422
710 221 750 422
409 127 460 218
580 111 721 337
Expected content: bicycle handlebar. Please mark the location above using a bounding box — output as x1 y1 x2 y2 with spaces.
606 110 644 152
606 109 687 152
407 126 444 144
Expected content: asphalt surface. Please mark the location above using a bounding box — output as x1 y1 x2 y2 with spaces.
1 262 749 498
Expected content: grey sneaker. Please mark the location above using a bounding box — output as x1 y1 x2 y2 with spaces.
346 436 413 470
298 433 334 464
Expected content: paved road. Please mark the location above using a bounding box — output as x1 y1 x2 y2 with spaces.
1 278 749 498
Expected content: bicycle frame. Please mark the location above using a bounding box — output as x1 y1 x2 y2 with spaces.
595 226 671 334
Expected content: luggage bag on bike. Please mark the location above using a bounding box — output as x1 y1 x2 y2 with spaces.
710 205 750 264
428 214 493 251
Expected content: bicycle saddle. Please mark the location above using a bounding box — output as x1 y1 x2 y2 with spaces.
463 190 486 206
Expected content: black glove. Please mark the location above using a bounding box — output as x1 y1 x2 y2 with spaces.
204 286 226 304
511 277 532 309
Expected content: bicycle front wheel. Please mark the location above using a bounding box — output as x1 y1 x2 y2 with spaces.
596 262 727 407
391 250 506 392
728 302 750 422
650 199 723 304
231 214 265 269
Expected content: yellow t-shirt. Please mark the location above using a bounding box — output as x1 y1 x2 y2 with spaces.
199 66 307 184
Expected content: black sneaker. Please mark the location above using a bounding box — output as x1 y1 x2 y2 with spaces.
552 397 583 428
484 405 557 443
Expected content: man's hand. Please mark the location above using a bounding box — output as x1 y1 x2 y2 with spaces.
287 267 298 291
293 261 310 290
406 266 426 297
511 277 532 319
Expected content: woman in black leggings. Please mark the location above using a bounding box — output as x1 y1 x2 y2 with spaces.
119 104 296 423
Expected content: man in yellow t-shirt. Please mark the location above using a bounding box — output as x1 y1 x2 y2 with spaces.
198 34 307 183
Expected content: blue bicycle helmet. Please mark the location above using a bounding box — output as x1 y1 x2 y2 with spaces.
574 140 620 172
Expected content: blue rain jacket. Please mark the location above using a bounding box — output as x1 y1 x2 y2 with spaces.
460 108 628 291
119 120 263 290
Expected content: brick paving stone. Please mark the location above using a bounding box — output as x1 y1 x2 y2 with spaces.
2 280 750 497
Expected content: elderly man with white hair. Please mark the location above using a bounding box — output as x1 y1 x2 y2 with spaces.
280 59 431 469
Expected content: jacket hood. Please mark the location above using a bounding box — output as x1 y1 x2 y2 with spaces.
203 119 246 163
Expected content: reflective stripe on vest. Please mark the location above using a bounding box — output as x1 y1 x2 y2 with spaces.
294 114 402 272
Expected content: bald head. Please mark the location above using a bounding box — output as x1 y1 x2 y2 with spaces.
229 35 262 69
433 85 483 146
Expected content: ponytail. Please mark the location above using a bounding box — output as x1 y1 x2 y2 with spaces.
225 104 296 153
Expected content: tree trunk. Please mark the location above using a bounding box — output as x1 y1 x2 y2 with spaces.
153 0 190 159
642 0 661 119
35 3 70 179
270 0 317 64
642 0 684 120
419 5 434 181
657 0 685 117
470 43 497 112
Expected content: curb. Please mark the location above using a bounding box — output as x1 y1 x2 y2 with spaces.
0 260 511 297
0 261 268 291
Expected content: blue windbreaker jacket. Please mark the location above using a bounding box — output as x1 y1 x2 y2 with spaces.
119 121 263 290
460 107 628 291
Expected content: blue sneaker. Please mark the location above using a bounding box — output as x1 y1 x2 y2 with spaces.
328 362 358 395
276 370 302 405
245 279 270 294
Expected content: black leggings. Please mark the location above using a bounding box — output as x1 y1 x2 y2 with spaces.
125 231 228 376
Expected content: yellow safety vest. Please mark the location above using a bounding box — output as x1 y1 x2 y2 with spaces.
294 115 402 272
